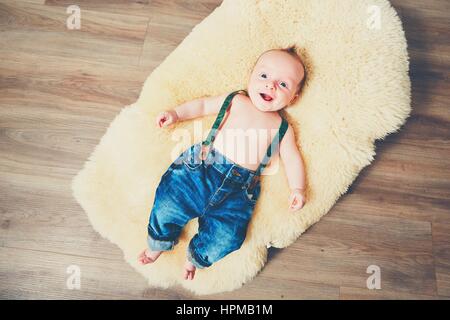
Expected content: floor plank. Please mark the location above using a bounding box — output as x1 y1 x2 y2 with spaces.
262 211 437 297
433 222 450 297
0 1 149 66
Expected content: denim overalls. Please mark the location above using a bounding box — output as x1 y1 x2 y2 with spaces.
147 90 289 269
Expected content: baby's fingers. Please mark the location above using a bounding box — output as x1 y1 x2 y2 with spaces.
156 115 163 127
296 197 305 210
156 112 169 128
289 195 305 212
288 193 296 206
159 115 167 127
137 250 145 259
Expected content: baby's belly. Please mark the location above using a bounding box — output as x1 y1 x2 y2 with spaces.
212 144 260 171
210 134 267 172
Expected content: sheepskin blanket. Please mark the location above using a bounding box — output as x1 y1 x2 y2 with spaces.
72 0 411 295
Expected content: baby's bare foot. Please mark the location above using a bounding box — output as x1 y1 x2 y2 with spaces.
183 260 196 280
138 248 162 265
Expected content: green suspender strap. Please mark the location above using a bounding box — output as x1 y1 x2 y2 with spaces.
247 116 288 190
200 88 289 181
254 117 289 177
201 90 248 160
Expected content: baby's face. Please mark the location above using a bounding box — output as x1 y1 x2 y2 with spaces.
247 50 305 112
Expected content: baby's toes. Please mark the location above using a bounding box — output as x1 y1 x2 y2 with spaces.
137 251 144 260
144 256 154 264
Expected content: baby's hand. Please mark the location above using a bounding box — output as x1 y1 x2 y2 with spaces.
288 188 306 212
156 110 178 128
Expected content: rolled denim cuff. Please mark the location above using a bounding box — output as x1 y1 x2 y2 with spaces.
186 248 207 269
186 243 210 269
147 234 177 251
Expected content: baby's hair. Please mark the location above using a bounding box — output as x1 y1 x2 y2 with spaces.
256 45 307 96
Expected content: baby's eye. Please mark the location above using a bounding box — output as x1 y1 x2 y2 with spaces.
280 81 288 88
260 73 267 79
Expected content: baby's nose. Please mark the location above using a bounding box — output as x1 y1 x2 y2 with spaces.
265 82 275 90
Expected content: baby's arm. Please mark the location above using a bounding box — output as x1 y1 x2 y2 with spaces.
156 94 228 128
156 94 227 127
175 93 229 119
279 124 307 211
173 98 204 121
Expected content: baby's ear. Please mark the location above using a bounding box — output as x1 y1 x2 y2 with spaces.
289 93 300 105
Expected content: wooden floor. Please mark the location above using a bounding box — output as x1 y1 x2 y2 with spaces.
0 0 449 300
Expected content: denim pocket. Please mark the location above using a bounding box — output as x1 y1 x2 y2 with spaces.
182 144 203 170
242 183 260 205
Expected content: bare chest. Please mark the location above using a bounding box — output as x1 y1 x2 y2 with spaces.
211 103 282 171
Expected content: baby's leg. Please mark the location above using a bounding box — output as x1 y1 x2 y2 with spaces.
138 248 163 265
147 201 197 252
183 260 196 280
142 165 204 265
146 177 203 253
186 208 252 269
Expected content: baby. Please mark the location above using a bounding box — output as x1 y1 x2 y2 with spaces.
138 46 307 281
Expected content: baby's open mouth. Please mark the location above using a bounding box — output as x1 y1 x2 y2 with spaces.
260 93 273 102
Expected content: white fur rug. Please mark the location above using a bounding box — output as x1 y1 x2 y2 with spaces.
72 0 411 295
